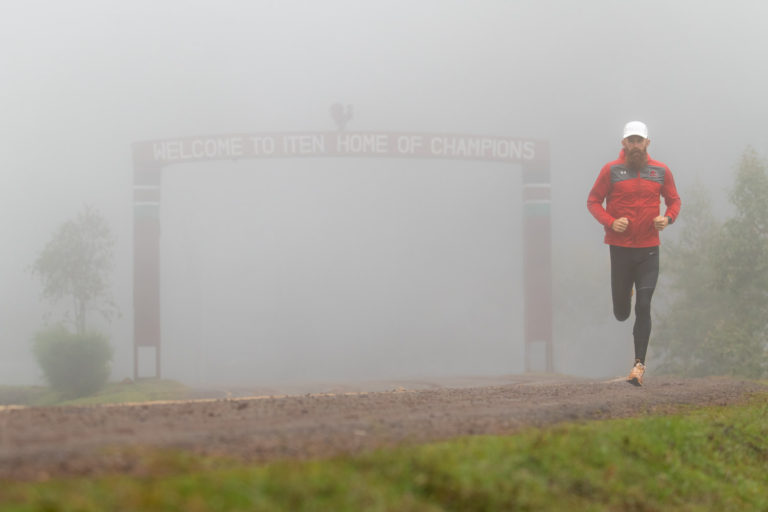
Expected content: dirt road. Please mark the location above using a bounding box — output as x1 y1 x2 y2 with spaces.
1 375 764 481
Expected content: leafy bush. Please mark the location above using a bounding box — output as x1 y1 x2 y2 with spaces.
33 326 113 398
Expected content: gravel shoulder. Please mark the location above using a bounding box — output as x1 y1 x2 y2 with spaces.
1 374 764 481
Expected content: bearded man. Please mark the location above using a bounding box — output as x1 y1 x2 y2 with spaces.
587 121 681 386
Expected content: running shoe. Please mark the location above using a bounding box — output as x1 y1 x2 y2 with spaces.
627 360 645 387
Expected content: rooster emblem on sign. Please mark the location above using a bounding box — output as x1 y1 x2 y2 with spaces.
330 103 353 131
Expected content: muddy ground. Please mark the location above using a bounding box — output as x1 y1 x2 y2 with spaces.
1 374 765 481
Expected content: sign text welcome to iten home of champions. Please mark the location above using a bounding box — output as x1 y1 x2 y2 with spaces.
132 131 551 379
135 132 539 165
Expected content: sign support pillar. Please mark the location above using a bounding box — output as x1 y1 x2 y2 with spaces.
522 155 553 373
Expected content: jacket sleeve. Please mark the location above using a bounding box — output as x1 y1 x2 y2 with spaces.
661 167 681 223
587 165 614 227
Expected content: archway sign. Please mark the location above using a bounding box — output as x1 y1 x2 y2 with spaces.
132 130 551 380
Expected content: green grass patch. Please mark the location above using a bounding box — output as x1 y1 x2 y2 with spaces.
1 394 767 511
0 385 49 407
0 379 191 407
55 379 191 406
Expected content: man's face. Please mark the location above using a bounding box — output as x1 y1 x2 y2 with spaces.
622 135 650 169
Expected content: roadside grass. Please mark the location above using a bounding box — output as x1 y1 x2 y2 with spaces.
0 379 191 407
0 385 48 407
1 394 766 511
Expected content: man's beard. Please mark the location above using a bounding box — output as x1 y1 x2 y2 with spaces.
626 148 648 170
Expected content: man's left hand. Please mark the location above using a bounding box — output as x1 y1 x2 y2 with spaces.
653 216 669 231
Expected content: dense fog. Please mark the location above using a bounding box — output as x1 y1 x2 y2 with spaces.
2 1 767 388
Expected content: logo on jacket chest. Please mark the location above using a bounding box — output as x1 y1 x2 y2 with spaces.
640 166 665 183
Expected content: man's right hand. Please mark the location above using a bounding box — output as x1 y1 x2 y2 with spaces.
612 217 629 233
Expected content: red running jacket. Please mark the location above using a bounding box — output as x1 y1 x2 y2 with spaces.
587 150 681 248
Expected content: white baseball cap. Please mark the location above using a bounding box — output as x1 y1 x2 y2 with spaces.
623 121 648 139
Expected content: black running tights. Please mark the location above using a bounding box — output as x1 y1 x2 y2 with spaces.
609 245 660 364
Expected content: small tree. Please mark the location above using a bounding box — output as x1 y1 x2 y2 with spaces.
706 149 768 377
655 149 768 377
32 205 117 333
653 182 723 374
31 205 117 397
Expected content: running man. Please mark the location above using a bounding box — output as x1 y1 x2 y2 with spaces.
587 121 681 386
